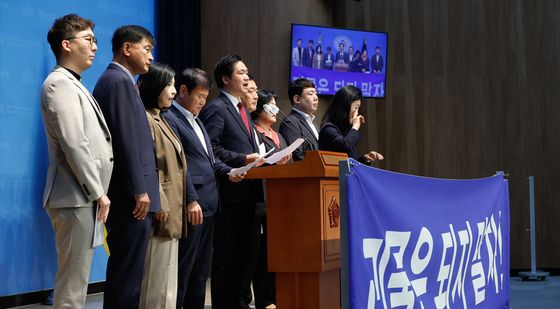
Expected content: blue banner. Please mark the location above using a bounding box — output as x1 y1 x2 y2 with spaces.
344 160 510 308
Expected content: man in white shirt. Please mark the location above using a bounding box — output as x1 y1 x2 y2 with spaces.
164 67 243 309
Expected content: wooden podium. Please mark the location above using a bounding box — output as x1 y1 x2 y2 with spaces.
246 150 348 309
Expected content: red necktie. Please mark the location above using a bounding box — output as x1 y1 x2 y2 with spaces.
237 102 251 134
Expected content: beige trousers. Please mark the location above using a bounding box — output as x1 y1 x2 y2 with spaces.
46 206 95 309
139 235 179 309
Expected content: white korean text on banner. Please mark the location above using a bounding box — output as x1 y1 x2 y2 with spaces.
345 160 509 308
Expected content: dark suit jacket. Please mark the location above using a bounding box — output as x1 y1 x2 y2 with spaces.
93 63 160 212
335 51 350 64
199 92 261 206
255 129 288 154
278 109 319 161
302 46 315 68
323 52 334 70
164 104 230 217
319 122 368 163
372 54 384 72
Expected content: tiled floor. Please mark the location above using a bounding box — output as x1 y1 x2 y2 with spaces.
510 276 560 308
16 279 216 309
15 276 560 308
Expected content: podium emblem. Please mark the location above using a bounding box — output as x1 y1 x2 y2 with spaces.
328 196 340 228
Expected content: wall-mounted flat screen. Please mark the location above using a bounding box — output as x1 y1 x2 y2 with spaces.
290 23 388 98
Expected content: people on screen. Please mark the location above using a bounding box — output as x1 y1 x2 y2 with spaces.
319 85 383 164
360 49 370 73
323 46 334 70
335 41 349 64
41 14 113 308
372 46 384 73
302 39 315 68
348 45 355 63
348 50 363 72
292 38 303 67
312 45 324 69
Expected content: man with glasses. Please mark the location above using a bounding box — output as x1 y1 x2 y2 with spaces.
41 14 113 308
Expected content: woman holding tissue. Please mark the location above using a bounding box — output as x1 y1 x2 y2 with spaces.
319 85 384 164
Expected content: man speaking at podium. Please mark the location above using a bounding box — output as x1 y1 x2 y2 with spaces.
198 55 263 308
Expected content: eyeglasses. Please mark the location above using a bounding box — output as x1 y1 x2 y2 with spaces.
65 36 98 45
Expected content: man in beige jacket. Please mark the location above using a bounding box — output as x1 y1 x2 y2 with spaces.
40 14 113 308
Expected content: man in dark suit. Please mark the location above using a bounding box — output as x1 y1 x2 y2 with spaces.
301 39 315 68
371 46 384 73
323 46 334 70
163 68 243 309
348 45 355 63
335 42 350 64
279 78 320 161
198 55 263 309
92 25 159 309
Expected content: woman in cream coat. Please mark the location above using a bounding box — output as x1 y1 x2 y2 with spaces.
137 63 187 308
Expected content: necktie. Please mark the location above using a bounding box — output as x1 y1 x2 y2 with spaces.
237 102 251 134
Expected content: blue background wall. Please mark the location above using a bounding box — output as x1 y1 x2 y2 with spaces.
0 0 154 296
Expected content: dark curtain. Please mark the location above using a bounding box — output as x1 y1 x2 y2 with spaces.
156 0 201 72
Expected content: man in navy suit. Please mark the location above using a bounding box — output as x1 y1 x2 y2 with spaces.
279 78 320 161
163 68 243 309
335 42 350 64
301 39 315 68
198 55 263 309
371 46 384 73
92 25 159 309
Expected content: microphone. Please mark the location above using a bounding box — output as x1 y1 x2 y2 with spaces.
276 107 317 151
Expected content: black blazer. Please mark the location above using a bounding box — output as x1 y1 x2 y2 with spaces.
93 63 160 212
335 51 350 64
199 92 261 206
278 109 319 161
255 129 289 154
319 122 371 164
302 46 315 68
372 55 384 72
163 104 230 217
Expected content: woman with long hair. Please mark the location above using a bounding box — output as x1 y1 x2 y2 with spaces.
137 63 186 308
319 85 383 164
